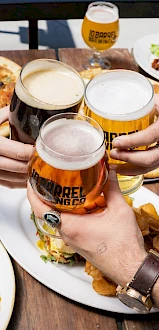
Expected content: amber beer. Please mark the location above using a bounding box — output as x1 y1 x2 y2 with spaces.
82 2 119 51
9 59 85 144
29 113 107 211
84 70 155 195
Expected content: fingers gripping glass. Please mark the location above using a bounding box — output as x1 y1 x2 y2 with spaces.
29 112 107 238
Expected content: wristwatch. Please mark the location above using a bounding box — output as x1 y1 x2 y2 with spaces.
116 249 159 313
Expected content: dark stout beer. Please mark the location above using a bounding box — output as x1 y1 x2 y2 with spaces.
29 113 107 212
9 59 85 144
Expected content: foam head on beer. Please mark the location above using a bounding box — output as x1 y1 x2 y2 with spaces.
85 70 154 121
37 118 105 170
86 3 118 24
16 59 84 110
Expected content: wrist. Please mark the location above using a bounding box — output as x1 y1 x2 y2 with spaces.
116 249 159 312
116 250 148 287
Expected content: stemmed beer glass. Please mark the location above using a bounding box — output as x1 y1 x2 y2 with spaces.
81 2 119 69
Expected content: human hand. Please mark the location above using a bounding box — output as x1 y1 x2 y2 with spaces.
27 170 147 287
110 95 159 176
0 136 34 188
0 106 34 188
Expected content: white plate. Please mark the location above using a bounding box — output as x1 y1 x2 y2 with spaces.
0 185 158 315
0 241 15 330
133 33 159 80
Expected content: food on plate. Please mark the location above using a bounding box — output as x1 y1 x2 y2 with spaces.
150 44 159 70
152 58 159 71
31 212 84 265
0 121 10 137
0 57 21 136
144 168 159 180
85 200 159 296
150 44 159 57
92 278 117 296
139 203 159 220
85 260 117 296
153 235 159 251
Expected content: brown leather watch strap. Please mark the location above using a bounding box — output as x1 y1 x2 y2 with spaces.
129 250 159 296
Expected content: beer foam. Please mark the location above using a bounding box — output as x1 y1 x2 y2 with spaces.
85 71 154 121
36 119 105 170
16 59 84 110
86 5 118 23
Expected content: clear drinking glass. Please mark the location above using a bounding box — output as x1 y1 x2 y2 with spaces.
84 70 155 195
28 112 107 237
81 1 119 69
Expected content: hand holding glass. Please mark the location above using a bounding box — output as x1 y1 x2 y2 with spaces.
84 70 155 195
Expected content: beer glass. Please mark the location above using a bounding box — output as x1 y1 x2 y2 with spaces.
28 112 107 236
9 59 85 144
84 70 155 195
81 2 119 69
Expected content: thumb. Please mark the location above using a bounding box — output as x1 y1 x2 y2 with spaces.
27 181 89 245
103 168 126 207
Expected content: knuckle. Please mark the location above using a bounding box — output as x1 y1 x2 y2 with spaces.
61 215 82 243
62 225 81 243
126 135 134 148
16 145 33 161
143 152 157 167
147 128 158 144
18 163 28 174
120 152 129 162
16 149 25 161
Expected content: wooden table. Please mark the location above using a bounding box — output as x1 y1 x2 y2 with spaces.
0 1 159 49
1 48 159 330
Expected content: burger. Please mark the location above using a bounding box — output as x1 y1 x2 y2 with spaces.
31 212 84 265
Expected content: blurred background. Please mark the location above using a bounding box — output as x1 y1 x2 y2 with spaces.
0 18 158 52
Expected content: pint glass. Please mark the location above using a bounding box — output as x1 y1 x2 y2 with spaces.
9 59 85 144
84 70 155 195
29 112 107 213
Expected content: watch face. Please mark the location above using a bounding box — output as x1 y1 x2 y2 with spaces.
117 293 149 313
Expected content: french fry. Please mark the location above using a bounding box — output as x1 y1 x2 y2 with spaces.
92 278 117 296
133 208 150 236
153 235 159 252
85 260 104 280
139 203 159 220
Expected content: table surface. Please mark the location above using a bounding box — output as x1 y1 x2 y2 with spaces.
0 48 159 330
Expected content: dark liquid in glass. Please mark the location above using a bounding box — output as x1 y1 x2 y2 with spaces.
9 91 81 144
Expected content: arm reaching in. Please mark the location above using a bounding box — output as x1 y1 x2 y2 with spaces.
27 171 159 309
